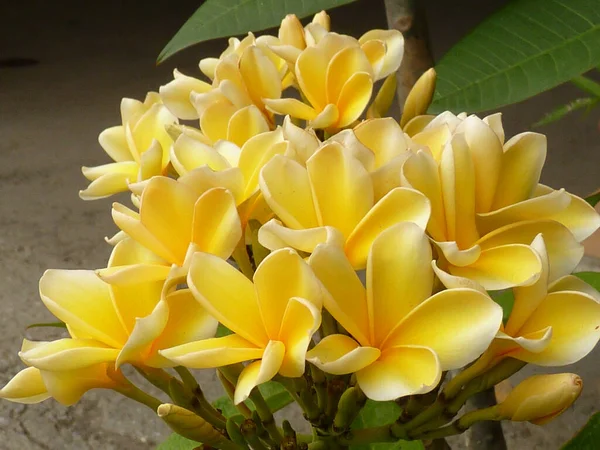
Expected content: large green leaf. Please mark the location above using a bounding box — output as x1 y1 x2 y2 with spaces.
561 412 600 449
157 433 198 450
574 271 600 291
351 400 424 450
430 0 600 113
158 0 359 62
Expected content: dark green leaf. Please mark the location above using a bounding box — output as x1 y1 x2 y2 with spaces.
574 272 600 291
156 433 198 450
561 412 600 449
533 97 598 127
25 321 67 330
351 400 424 450
584 192 600 207
430 0 600 113
490 290 514 323
216 324 233 337
159 0 359 62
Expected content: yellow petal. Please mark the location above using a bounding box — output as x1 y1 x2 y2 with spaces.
278 297 321 377
433 240 481 267
264 98 318 121
279 14 306 48
483 113 505 144
131 104 177 163
323 129 375 172
360 39 386 82
449 244 542 291
258 219 344 253
354 118 408 169
493 132 546 209
282 115 321 165
356 346 440 401
39 270 128 348
307 143 374 238
359 29 404 80
260 155 319 229
170 133 230 176
98 125 131 162
79 171 134 200
309 244 371 346
326 47 373 105
494 328 553 354
312 11 330 31
346 187 431 269
215 140 242 167
0 367 49 404
160 334 262 369
138 139 165 179
192 188 242 260
366 73 397 120
310 103 339 129
159 69 212 120
400 68 435 127
227 105 271 148
187 251 269 347
431 260 487 293
403 115 435 137
549 275 600 301
371 154 409 202
367 222 433 346
296 46 328 110
516 291 600 366
411 125 451 161
19 339 119 371
199 57 219 80
240 47 282 106
81 161 138 182
235 340 285 404
336 72 373 127
180 166 245 203
253 248 323 339
200 101 237 143
304 22 329 46
307 334 380 375
219 79 253 109
385 289 502 369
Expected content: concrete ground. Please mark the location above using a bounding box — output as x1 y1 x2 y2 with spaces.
1 0 599 448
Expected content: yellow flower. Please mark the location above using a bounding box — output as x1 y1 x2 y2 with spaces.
401 114 600 288
160 249 323 404
306 223 502 401
258 141 430 269
0 239 216 405
80 92 177 200
497 373 582 425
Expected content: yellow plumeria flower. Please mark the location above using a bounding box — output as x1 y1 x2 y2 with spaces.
80 92 177 200
306 222 502 401
160 248 323 404
401 114 600 288
258 141 430 269
0 239 216 405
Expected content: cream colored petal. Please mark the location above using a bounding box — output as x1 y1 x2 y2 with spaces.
360 39 386 82
336 72 373 128
79 172 133 200
517 291 600 366
477 189 571 236
259 155 319 229
359 29 404 80
132 104 177 163
323 129 375 172
39 270 128 348
307 143 374 238
309 244 371 346
160 334 263 369
371 154 408 202
240 46 282 106
219 79 253 109
159 69 212 120
227 105 271 148
411 125 451 161
264 98 317 121
258 219 344 253
98 126 131 162
431 260 487 293
192 188 242 260
304 22 328 46
356 346 440 401
179 166 245 203
549 275 600 301
477 220 583 282
235 340 285 404
170 133 230 176
0 367 49 404
307 334 380 375
483 113 505 144
385 288 502 369
20 339 119 371
279 14 306 48
354 118 408 169
434 240 481 267
282 115 321 165
191 90 230 117
495 328 553 354
41 364 118 406
120 97 145 126
400 68 435 127
296 46 328 110
403 115 435 137
215 140 242 167
199 57 219 80
493 132 546 209
200 101 237 143
81 161 138 181
278 297 322 377
346 187 431 269
138 139 164 180
309 103 339 129
312 11 330 31
187 251 269 347
254 248 323 338
367 222 433 346
268 44 302 65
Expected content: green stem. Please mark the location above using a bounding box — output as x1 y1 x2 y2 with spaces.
249 388 284 443
277 376 321 424
338 425 401 446
134 366 173 396
217 370 252 418
332 386 366 433
412 406 501 441
113 382 162 412
174 366 227 427
442 353 494 400
320 310 338 338
311 365 328 412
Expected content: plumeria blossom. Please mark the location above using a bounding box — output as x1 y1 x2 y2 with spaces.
258 141 431 269
399 114 600 289
80 92 177 200
160 249 323 404
306 223 502 401
0 239 216 405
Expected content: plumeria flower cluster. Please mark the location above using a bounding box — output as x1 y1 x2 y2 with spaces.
3 10 600 449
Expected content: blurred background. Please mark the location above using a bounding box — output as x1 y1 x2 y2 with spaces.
1 0 599 448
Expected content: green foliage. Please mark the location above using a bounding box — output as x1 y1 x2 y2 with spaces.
574 272 600 291
158 0 359 62
216 323 233 337
533 97 598 127
584 192 600 207
351 400 424 450
561 412 600 449
25 321 67 330
156 432 198 450
490 290 514 323
430 0 600 113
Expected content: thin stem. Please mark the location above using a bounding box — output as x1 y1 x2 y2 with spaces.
311 365 328 412
174 366 227 427
134 366 173 396
249 388 284 443
412 406 501 441
218 370 252 418
320 310 338 338
113 382 162 412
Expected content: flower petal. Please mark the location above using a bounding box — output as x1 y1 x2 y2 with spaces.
20 339 119 371
354 118 409 169
0 367 49 404
258 219 344 253
326 47 373 105
235 340 285 404
296 46 328 110
310 104 339 129
239 46 282 106
98 126 131 162
227 105 271 148
356 346 440 401
200 101 237 143
159 69 212 120
307 334 380 375
187 251 269 346
79 171 134 200
264 98 318 121
336 72 373 127
549 275 600 301
401 68 436 126
170 133 231 176
367 222 433 346
359 29 404 80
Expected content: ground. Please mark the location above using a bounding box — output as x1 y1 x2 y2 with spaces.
1 0 599 448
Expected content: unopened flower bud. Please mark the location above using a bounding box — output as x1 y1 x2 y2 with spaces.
157 403 223 444
497 374 583 425
279 15 306 49
312 11 331 31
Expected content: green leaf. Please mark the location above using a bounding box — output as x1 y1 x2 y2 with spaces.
216 323 233 337
156 433 198 450
533 97 598 127
574 271 600 291
490 290 514 323
430 0 600 113
351 400 424 450
25 321 67 330
561 412 600 449
584 192 600 207
158 0 359 62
